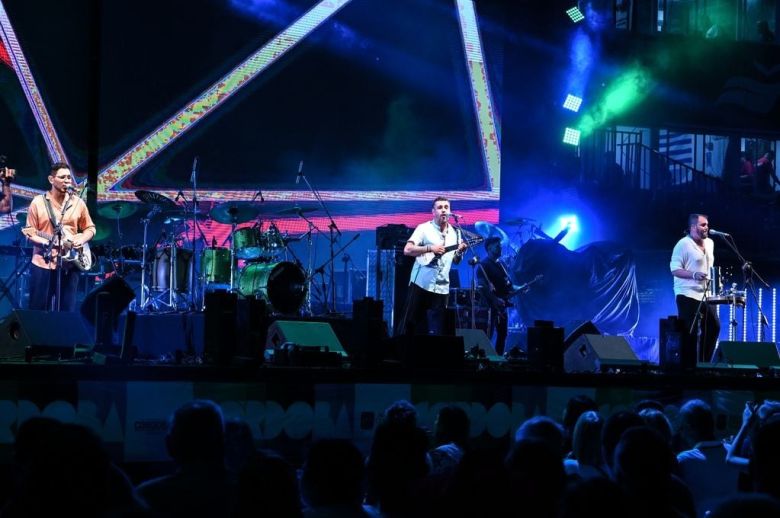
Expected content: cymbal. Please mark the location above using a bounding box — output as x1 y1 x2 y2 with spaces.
97 201 138 219
162 209 209 224
209 201 262 224
503 217 537 226
275 205 319 216
134 190 177 207
474 221 509 246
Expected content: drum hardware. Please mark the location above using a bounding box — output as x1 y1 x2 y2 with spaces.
310 233 361 315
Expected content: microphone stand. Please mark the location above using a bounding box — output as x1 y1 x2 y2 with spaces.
54 191 73 311
715 233 771 338
312 233 360 315
292 210 320 316
298 170 341 313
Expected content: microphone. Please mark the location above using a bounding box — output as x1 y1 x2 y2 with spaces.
445 212 463 220
295 160 303 184
708 229 731 238
190 156 198 183
66 185 77 194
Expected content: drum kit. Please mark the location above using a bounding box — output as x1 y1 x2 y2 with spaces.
92 191 315 314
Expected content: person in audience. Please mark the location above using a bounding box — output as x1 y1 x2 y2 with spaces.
749 419 780 499
224 417 256 476
639 408 674 446
558 476 633 518
613 426 696 518
234 450 302 517
601 410 644 476
675 399 740 518
136 399 236 516
570 411 608 479
506 438 566 518
561 394 598 453
429 404 469 475
444 448 512 517
301 439 370 517
710 494 780 518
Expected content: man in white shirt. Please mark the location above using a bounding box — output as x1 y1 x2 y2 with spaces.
398 196 467 335
670 213 720 363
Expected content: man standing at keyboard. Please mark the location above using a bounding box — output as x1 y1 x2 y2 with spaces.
670 213 721 363
22 163 95 311
398 196 468 335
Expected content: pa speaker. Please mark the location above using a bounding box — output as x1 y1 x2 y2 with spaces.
564 334 641 373
659 316 697 372
0 310 93 360
457 328 501 360
527 320 564 372
80 275 135 327
265 320 345 355
564 320 601 349
714 341 780 368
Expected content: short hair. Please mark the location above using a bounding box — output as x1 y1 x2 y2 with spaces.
679 399 715 441
166 399 225 465
432 196 449 207
688 213 708 227
484 236 502 250
49 162 70 175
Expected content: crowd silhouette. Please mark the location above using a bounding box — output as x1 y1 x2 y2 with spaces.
2 395 780 517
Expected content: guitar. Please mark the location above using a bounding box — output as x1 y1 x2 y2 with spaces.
416 235 485 267
507 274 544 298
24 227 93 271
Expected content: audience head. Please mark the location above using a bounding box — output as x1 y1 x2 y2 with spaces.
506 438 566 517
166 399 225 466
613 426 676 496
515 415 565 457
562 395 598 436
434 404 470 447
601 410 644 471
572 410 604 467
638 408 673 445
235 450 302 517
750 419 780 499
677 398 715 447
301 439 365 510
634 399 664 413
382 399 418 427
710 494 780 518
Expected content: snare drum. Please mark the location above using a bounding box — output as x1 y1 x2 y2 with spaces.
151 247 193 292
201 247 231 284
233 227 262 260
237 261 306 313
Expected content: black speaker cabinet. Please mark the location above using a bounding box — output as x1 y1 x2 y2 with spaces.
714 341 780 369
527 320 564 371
564 334 641 373
0 310 93 360
80 275 135 328
659 316 697 372
564 320 601 348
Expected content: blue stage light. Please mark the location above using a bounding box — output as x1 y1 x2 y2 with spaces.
562 127 581 146
563 94 583 112
566 7 585 23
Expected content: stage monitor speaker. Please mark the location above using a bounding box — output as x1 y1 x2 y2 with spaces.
265 320 345 355
457 328 501 361
564 320 601 349
564 334 641 373
714 341 780 369
80 275 135 328
0 310 93 360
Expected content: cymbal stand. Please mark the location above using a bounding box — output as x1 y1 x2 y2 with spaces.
312 233 360 314
175 189 208 310
295 211 320 316
297 167 341 313
138 205 160 311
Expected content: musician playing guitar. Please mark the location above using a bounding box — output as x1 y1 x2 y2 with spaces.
22 163 95 311
399 196 468 335
0 158 15 214
476 237 515 355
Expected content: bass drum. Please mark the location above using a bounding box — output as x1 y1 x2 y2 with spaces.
238 261 306 314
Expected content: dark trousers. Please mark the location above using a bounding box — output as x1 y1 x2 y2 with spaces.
398 283 448 335
490 307 508 356
29 263 80 312
676 294 721 363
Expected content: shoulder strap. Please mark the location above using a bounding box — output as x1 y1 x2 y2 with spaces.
42 195 59 230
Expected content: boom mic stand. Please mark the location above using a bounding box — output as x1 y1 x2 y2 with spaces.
297 167 341 313
54 191 74 311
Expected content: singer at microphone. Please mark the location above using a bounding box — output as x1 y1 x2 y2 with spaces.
399 196 468 336
20 162 97 312
670 213 721 364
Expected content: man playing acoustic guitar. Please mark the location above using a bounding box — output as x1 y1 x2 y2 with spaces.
398 196 470 335
22 163 95 311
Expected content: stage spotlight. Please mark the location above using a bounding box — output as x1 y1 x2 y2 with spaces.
563 94 583 112
557 215 579 233
562 127 581 146
566 7 585 23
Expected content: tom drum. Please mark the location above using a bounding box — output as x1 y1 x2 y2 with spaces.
237 261 306 314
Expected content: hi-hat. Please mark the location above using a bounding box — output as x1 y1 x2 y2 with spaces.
97 201 138 219
275 205 319 216
135 190 177 207
474 221 509 246
209 201 263 224
162 208 209 224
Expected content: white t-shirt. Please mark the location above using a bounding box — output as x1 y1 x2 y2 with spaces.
407 220 460 295
670 235 714 300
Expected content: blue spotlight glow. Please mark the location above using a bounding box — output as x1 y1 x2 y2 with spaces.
563 94 583 112
566 7 585 23
557 214 580 233
562 127 581 146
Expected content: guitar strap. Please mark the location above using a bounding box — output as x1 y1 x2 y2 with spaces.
42 195 60 231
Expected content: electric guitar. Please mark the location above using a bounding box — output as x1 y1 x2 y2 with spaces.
24 227 93 271
416 235 485 267
506 274 544 298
